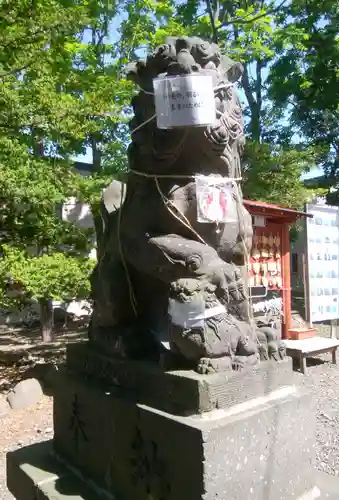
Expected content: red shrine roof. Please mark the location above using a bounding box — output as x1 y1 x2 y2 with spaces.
244 199 312 223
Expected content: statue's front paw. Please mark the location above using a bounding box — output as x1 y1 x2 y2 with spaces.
196 356 233 374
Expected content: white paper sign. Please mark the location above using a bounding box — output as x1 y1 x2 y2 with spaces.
195 175 238 223
253 215 266 227
153 74 216 129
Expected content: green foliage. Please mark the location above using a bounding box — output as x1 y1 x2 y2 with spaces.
0 139 84 248
0 0 89 77
267 0 339 195
242 142 314 208
0 1 97 315
0 245 95 304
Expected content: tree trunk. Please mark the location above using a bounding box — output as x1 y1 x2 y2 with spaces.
205 0 220 42
241 64 261 143
39 298 54 342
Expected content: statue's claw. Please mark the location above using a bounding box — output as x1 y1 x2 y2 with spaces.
258 343 269 361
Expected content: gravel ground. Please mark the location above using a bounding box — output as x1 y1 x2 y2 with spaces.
301 354 339 477
0 356 339 499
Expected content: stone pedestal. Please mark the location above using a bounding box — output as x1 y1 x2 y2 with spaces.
7 342 323 499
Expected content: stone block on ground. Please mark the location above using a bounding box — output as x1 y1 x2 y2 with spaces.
6 441 105 500
52 369 317 500
7 378 43 410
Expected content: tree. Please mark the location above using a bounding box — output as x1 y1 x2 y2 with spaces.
267 0 339 202
145 0 315 206
66 0 134 256
242 142 312 208
0 245 94 340
0 0 97 340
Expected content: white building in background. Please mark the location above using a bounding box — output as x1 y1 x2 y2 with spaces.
62 196 93 229
61 162 97 260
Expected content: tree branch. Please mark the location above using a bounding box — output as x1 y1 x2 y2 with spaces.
242 64 256 110
0 33 46 51
0 59 37 78
205 0 219 43
221 0 289 27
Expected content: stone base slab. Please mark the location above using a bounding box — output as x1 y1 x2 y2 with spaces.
8 441 339 500
50 369 317 500
66 341 297 415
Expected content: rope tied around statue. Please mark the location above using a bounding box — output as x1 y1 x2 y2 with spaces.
127 80 243 242
116 78 258 346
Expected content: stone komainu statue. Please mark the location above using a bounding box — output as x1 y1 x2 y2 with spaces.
89 36 285 372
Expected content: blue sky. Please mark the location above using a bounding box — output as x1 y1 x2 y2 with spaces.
301 167 323 180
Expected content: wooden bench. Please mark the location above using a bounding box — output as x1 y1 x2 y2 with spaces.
283 336 339 375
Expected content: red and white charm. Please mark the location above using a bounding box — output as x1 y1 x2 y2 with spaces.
195 175 237 223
